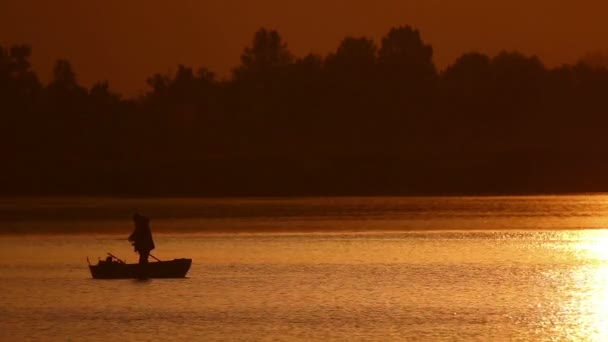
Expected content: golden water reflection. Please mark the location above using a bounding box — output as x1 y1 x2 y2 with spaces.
574 230 608 341
566 230 608 341
5 228 608 340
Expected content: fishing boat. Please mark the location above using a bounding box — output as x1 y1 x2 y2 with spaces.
88 253 192 279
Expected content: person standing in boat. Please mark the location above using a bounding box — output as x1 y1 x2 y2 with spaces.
128 213 155 265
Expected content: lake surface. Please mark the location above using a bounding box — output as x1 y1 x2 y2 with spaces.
2 196 608 340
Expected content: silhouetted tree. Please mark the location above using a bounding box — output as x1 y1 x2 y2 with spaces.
0 45 41 104
375 27 438 157
378 26 436 83
85 81 126 161
326 37 376 78
282 53 327 157
228 29 296 161
0 44 42 172
42 59 89 163
235 28 293 77
580 52 608 70
439 52 493 154
6 26 608 195
139 64 221 164
323 37 379 157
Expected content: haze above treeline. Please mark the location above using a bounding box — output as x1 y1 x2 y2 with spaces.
2 26 608 196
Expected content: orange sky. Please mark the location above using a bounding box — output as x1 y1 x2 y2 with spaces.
1 0 607 96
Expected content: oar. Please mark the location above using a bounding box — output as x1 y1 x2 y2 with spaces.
149 253 162 262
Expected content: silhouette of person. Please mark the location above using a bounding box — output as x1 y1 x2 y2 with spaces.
128 213 155 266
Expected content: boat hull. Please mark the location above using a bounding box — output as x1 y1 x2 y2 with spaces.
89 258 192 279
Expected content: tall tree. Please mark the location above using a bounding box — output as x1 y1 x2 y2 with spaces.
0 44 42 164
235 28 292 77
326 37 377 76
378 26 436 81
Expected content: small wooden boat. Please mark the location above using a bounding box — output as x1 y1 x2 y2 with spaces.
89 253 192 279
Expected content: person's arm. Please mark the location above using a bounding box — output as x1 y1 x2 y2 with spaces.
128 229 138 242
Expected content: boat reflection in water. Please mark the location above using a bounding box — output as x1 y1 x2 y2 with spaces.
88 253 192 279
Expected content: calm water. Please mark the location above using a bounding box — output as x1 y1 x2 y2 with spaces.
2 196 608 341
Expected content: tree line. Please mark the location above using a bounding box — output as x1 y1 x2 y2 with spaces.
2 26 608 196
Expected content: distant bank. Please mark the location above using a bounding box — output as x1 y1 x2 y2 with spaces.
1 195 607 234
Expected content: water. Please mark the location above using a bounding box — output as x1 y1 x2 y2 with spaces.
2 196 608 341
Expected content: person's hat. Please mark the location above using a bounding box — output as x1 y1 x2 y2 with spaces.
132 213 149 222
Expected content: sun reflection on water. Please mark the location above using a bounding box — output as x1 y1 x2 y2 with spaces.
577 230 608 261
569 230 608 341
